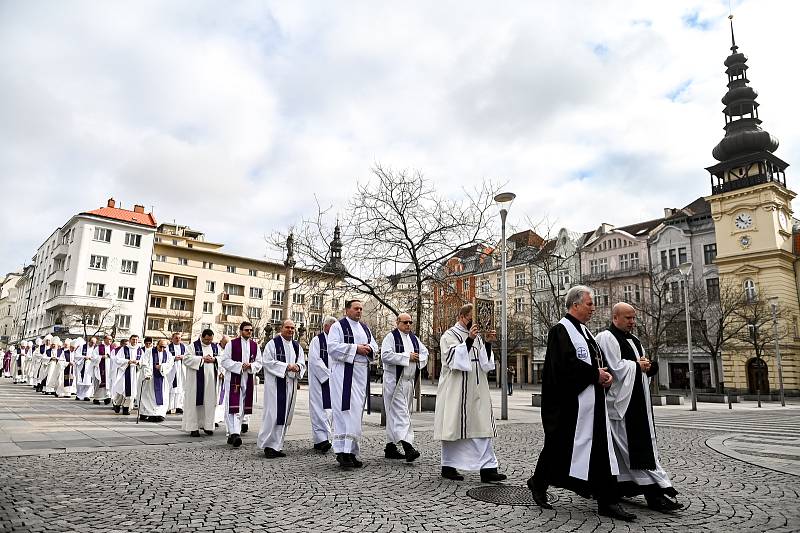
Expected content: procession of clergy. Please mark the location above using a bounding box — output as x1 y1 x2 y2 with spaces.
2 290 682 522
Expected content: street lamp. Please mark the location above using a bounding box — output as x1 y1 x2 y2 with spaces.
494 191 516 421
768 297 786 407
678 262 697 411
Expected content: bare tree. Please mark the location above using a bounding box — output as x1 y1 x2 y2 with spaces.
64 304 119 340
736 295 788 360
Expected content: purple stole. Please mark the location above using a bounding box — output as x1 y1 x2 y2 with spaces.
391 329 420 382
229 337 257 415
121 347 133 396
272 336 299 425
3 351 10 373
339 318 372 411
168 343 186 387
81 344 90 381
192 340 219 406
97 344 109 387
317 333 331 409
63 351 73 386
16 349 24 376
152 349 169 405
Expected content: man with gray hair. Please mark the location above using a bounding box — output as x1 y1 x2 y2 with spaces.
528 285 636 522
307 316 337 452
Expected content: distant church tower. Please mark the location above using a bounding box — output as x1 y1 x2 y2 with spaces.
323 222 346 276
705 16 799 394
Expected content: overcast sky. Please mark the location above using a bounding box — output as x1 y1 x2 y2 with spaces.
0 0 797 275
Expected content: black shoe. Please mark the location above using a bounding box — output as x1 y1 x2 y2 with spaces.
313 441 332 453
264 447 281 458
139 415 150 422
215 423 219 428
480 468 507 483
441 466 464 481
103 398 111 405
384 442 406 460
598 503 636 522
241 423 249 434
336 453 354 468
176 408 183 414
83 398 90 401
400 441 421 463
148 416 165 423
190 430 201 437
122 407 130 415
230 434 242 448
74 397 80 401
227 435 234 444
349 454 363 468
113 405 121 413
204 430 214 436
93 399 100 404
646 494 684 512
526 477 553 509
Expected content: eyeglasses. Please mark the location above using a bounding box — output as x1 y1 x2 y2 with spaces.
242 329 253 333
399 320 413 324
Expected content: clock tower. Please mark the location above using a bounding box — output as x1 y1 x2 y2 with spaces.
705 17 799 394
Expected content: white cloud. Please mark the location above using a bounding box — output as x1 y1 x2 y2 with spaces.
0 0 797 274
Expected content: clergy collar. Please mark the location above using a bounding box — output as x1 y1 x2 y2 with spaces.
609 323 632 338
453 322 470 334
280 335 293 342
345 316 360 324
564 313 585 328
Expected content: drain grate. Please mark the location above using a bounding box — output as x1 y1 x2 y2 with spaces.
466 486 558 506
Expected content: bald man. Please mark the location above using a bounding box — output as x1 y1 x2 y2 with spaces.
380 312 428 462
595 303 682 512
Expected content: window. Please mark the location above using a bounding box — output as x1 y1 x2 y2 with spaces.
595 287 609 307
173 277 190 289
558 270 571 289
515 272 526 287
463 279 470 293
292 276 299 283
203 261 214 269
115 314 131 330
480 279 490 294
170 298 189 311
86 283 105 297
496 274 501 289
537 272 547 289
249 268 258 277
150 296 164 308
292 311 305 325
206 280 216 293
311 295 324 310
706 278 720 302
120 260 138 274
89 255 108 270
118 287 135 301
622 284 641 303
309 313 322 327
201 323 212 331
744 278 757 302
223 283 244 296
93 227 111 243
85 313 99 326
227 265 236 273
293 293 305 304
332 298 340 310
514 297 524 313
678 247 688 265
250 287 263 299
169 320 188 333
224 324 237 336
629 251 640 269
665 281 684 304
156 254 167 262
703 244 717 265
124 233 142 248
222 304 241 316
272 290 284 306
276 273 283 281
178 257 188 266
271 309 283 323
249 306 262 319
589 258 608 275
152 274 168 286
203 301 213 313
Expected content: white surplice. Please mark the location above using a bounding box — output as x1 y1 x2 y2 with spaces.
139 347 174 417
381 330 429 445
219 337 263 436
92 343 115 400
75 344 97 400
111 346 144 408
167 343 187 411
44 348 63 393
307 334 333 445
182 341 221 432
55 349 77 397
328 318 379 456
257 336 307 451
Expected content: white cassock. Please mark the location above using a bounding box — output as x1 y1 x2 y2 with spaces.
434 323 498 470
219 337 262 436
44 348 63 393
75 344 97 400
55 349 77 397
328 317 379 456
92 343 115 400
35 345 52 387
139 348 175 417
215 368 227 425
16 349 29 384
182 340 222 432
167 343 187 411
381 329 429 445
257 336 307 451
111 346 144 408
308 333 333 445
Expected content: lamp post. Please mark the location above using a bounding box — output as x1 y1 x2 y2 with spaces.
768 297 786 407
494 191 516 421
678 262 697 411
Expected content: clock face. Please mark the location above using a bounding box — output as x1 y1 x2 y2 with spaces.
739 235 751 248
778 210 788 229
734 212 753 230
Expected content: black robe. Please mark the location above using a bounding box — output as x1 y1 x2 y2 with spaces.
534 314 617 503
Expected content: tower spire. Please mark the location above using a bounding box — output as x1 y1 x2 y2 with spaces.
728 14 737 53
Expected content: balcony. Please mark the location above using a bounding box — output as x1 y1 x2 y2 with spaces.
52 243 69 258
44 294 113 311
221 292 245 303
47 269 66 284
582 265 649 282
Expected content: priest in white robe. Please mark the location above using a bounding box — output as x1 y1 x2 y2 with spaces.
111 336 144 416
30 337 47 388
75 337 97 401
434 304 505 483
92 335 115 405
596 302 682 512
308 317 335 452
55 339 78 398
529 286 635 522
220 322 262 448
328 300 379 469
139 339 174 422
257 320 306 458
16 342 31 384
381 313 428 463
182 329 222 436
167 332 187 414
43 337 64 395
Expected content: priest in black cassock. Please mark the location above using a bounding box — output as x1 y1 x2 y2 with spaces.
528 285 636 522
595 302 682 512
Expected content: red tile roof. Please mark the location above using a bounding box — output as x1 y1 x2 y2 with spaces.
82 207 157 228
